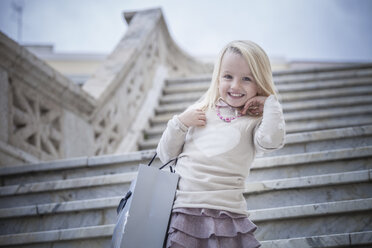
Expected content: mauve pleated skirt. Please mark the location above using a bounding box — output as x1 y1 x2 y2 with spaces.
166 208 261 248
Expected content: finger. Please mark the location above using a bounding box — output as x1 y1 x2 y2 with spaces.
242 108 247 115
242 102 250 115
197 119 206 126
246 109 254 116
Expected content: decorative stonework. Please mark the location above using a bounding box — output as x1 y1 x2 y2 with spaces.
0 8 212 165
92 103 120 155
92 32 161 155
9 80 63 160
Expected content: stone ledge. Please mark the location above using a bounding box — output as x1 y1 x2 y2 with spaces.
260 230 372 248
0 224 114 246
164 66 372 84
284 104 372 122
0 196 120 218
151 102 372 123
158 84 372 105
272 63 372 77
164 81 210 94
1 194 370 225
0 172 137 196
250 198 372 222
0 167 366 199
2 145 370 180
285 124 372 144
281 85 372 102
0 149 156 177
244 169 371 194
141 124 372 149
160 91 204 104
0 156 88 176
165 75 212 84
156 95 372 115
277 76 372 91
163 76 372 95
283 95 372 112
252 146 372 169
286 115 372 134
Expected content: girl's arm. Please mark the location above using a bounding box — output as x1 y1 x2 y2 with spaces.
156 108 206 163
156 115 189 163
252 95 286 153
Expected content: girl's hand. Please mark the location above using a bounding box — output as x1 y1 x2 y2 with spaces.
178 108 206 127
241 96 267 116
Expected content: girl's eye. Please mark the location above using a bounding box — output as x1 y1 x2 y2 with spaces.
223 74 232 79
242 77 251 82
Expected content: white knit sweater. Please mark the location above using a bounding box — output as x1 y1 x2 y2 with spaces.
156 95 286 215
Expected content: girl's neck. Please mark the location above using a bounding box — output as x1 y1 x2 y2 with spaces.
216 97 244 111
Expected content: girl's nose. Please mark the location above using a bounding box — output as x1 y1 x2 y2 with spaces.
231 79 240 89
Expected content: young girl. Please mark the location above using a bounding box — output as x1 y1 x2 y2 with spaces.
157 40 285 248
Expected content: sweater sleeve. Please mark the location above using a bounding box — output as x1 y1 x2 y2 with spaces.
156 115 189 164
253 95 286 153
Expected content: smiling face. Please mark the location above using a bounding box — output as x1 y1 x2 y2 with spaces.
218 51 258 108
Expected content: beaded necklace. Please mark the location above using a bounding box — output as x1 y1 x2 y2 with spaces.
216 99 242 123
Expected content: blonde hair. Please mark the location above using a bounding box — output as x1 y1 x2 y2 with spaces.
198 40 277 111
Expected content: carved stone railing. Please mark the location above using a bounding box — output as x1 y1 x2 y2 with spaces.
83 8 212 155
0 32 97 165
0 8 212 166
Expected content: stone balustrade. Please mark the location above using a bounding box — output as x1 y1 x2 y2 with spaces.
0 8 212 166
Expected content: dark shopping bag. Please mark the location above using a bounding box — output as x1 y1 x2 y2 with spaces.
111 153 179 248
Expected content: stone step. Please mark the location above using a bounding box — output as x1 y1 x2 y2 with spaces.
1 228 369 248
249 146 372 181
253 198 372 241
0 224 113 247
140 124 372 152
285 115 372 133
1 146 370 188
281 85 372 102
0 172 136 208
144 115 372 140
272 66 372 84
0 150 157 186
1 147 371 208
0 196 119 235
277 76 372 92
0 190 369 236
165 75 211 85
245 169 372 209
282 94 372 113
156 94 372 115
260 231 372 248
160 91 204 104
270 124 372 157
163 76 372 95
164 65 372 86
0 196 369 244
1 156 368 209
159 84 372 104
150 102 372 127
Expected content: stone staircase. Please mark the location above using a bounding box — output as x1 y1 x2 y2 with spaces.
0 64 372 247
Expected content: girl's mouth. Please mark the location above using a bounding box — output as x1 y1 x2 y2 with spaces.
228 92 245 98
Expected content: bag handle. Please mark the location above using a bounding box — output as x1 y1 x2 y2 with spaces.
116 153 177 214
148 152 177 172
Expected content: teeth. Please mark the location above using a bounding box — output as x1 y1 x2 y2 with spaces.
229 93 244 97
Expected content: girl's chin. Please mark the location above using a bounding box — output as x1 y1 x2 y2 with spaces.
226 99 245 108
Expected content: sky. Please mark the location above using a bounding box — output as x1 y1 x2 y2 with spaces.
0 0 372 62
